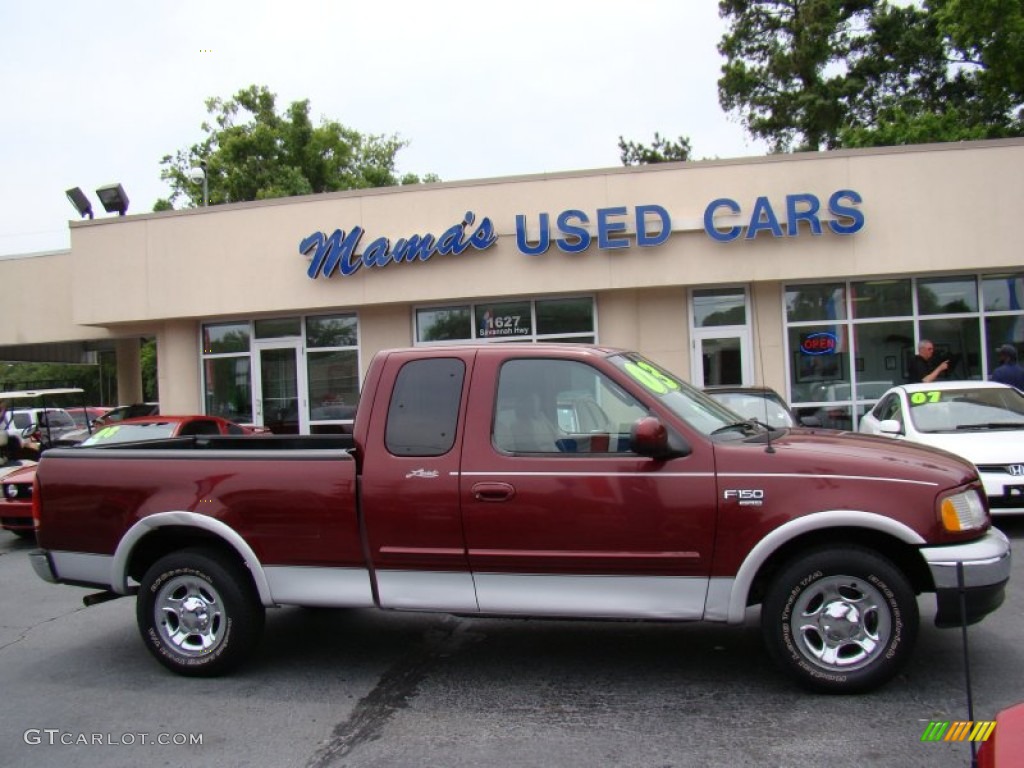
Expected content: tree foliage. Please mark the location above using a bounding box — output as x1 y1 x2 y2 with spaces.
156 85 439 210
618 133 693 165
716 0 1024 152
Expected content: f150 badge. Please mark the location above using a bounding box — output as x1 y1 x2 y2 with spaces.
723 489 765 506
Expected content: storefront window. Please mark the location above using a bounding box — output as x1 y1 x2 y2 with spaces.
789 325 850 404
308 350 359 422
536 297 593 335
851 279 911 319
203 322 250 354
852 321 913 397
254 316 301 338
917 276 978 314
475 301 532 339
417 307 472 342
982 273 1024 312
307 314 357 348
985 315 1024 375
785 283 847 323
919 318 981 379
693 288 746 327
204 357 252 423
415 296 595 344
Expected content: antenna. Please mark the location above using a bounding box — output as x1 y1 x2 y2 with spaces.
751 289 776 454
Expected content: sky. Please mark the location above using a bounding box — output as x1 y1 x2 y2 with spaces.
0 1 767 257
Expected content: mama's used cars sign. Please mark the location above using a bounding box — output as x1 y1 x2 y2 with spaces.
300 190 864 279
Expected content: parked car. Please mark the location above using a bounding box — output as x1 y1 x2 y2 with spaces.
81 414 267 446
65 406 111 430
54 403 161 446
703 385 810 428
0 462 37 539
859 381 1024 514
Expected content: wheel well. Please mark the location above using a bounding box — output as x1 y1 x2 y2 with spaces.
126 526 251 587
745 527 934 607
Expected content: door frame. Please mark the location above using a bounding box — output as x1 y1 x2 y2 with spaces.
688 287 754 388
254 339 308 433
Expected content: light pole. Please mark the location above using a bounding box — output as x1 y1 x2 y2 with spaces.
188 160 208 207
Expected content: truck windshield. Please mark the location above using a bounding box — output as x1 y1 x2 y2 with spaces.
80 423 178 446
609 352 760 437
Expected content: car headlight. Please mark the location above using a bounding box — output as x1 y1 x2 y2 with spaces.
3 484 16 499
939 489 987 532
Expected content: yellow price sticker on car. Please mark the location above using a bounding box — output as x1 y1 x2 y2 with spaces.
625 361 681 394
909 391 942 405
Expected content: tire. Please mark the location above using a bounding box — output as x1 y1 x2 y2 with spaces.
761 546 918 694
136 548 265 677
12 528 35 541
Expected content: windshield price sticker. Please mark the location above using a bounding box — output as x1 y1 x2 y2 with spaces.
910 391 942 406
625 361 681 394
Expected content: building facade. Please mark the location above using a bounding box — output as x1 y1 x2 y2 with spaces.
1 139 1022 433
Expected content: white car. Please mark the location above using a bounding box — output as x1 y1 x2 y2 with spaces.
859 381 1024 514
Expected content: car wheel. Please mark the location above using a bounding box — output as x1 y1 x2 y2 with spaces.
11 528 36 541
136 548 265 677
762 546 918 694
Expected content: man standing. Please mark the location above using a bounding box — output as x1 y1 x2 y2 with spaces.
990 344 1024 390
908 340 950 383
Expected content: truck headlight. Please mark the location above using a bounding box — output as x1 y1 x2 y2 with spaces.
939 489 987 532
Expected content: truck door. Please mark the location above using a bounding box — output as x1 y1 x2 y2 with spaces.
460 355 718 619
359 352 477 612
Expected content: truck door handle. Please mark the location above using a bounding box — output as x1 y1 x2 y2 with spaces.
472 482 516 502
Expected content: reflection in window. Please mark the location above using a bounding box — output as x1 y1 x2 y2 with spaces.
785 283 847 322
308 351 359 421
536 297 593 335
851 280 911 319
917 276 978 314
982 274 1024 312
204 357 252 422
203 322 250 354
307 314 357 347
254 317 301 338
693 288 746 327
417 307 472 342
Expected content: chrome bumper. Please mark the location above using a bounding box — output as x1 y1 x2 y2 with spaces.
920 527 1011 627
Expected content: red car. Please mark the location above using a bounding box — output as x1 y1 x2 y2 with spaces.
1 416 267 539
81 414 268 445
1 462 37 539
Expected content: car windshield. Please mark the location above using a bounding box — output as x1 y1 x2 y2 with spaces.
708 391 795 428
80 423 177 445
907 386 1024 433
609 353 760 437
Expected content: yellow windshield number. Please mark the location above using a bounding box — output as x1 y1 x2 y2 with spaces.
909 391 941 405
625 361 681 395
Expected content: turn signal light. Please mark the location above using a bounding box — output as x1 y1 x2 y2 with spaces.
939 490 986 532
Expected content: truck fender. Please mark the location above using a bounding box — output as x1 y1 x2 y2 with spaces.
111 511 274 606
705 510 927 624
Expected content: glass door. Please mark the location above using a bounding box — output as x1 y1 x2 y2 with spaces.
689 287 753 388
255 341 307 434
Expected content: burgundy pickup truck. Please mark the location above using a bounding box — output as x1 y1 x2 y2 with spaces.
28 345 1010 693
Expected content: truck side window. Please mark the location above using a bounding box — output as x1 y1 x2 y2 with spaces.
385 358 465 456
494 359 648 454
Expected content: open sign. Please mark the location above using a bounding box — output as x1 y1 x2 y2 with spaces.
800 332 838 355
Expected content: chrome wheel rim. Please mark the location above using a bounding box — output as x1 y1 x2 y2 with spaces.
790 575 891 672
154 575 226 659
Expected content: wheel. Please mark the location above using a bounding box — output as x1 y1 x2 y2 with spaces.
136 548 265 677
761 546 918 694
12 528 35 541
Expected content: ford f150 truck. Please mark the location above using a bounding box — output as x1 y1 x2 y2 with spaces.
28 345 1011 693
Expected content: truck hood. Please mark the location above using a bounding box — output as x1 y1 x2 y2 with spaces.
712 428 978 491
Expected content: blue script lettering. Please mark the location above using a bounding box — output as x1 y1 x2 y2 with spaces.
301 212 497 279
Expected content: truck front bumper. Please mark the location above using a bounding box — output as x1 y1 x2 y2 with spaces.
920 527 1011 628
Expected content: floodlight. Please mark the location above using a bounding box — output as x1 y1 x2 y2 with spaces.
95 183 130 216
66 187 94 219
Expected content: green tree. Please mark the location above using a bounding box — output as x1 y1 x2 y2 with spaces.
717 0 1024 153
618 133 693 165
156 85 439 210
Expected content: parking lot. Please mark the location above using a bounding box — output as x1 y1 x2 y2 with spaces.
1 520 1021 768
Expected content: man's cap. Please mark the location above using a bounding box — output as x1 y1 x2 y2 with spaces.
996 344 1018 360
